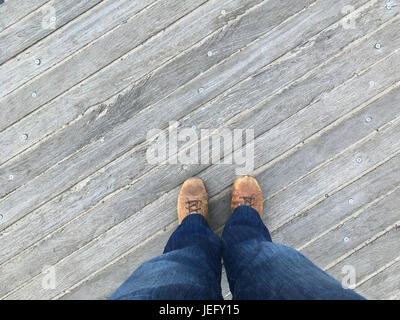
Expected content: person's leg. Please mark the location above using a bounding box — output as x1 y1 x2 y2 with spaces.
222 205 364 300
110 214 222 300
109 177 223 300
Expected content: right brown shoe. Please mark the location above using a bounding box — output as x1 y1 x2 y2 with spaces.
177 177 209 224
231 175 263 217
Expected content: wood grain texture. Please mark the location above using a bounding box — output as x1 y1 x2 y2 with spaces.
357 258 400 299
0 0 103 66
0 0 156 97
0 0 49 33
0 0 206 132
1 0 400 300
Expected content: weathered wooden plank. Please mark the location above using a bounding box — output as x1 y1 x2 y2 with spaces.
0 0 316 218
299 187 400 268
273 154 400 249
0 0 49 33
327 227 400 288
0 0 208 132
357 258 400 299
0 0 379 227
0 0 396 270
3 48 400 271
4 116 400 299
0 0 157 97
208 49 400 222
0 0 104 66
0 0 270 166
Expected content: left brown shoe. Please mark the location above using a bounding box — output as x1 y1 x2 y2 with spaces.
177 177 209 224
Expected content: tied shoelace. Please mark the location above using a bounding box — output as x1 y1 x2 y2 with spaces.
239 195 256 207
185 200 202 214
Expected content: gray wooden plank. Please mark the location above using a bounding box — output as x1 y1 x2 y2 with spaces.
4 114 400 299
0 0 49 33
0 0 104 66
0 0 156 98
273 154 400 250
0 0 270 166
0 0 379 227
299 187 400 269
357 258 400 299
0 0 396 273
3 44 400 271
327 227 400 290
0 0 316 219
0 0 208 132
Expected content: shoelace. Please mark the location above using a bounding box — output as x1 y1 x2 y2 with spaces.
185 200 202 214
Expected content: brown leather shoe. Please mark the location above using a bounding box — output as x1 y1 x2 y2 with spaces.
231 175 263 216
177 177 209 224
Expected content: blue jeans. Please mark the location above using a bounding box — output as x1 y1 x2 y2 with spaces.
109 206 364 300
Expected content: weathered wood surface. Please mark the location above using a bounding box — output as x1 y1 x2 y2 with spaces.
0 0 49 33
0 0 399 299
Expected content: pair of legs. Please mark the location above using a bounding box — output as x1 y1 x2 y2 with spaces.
109 177 364 300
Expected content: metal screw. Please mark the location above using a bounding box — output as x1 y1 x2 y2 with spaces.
348 198 354 205
21 133 29 141
191 125 197 130
356 157 362 163
369 80 375 88
344 236 350 243
365 116 372 123
9 175 14 180
221 9 226 15
32 91 37 98
207 51 213 57
198 87 204 94
375 43 381 49
34 58 41 65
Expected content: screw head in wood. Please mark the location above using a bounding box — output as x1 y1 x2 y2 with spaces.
344 236 350 243
21 133 29 141
375 43 381 49
221 9 226 15
356 157 362 163
365 116 372 123
32 91 37 98
207 51 213 57
34 58 41 65
386 3 392 9
348 198 354 205
198 87 204 93
9 174 14 180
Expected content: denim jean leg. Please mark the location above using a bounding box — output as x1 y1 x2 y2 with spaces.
222 205 365 300
109 214 223 300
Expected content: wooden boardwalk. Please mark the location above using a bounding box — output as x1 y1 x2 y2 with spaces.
0 0 399 300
